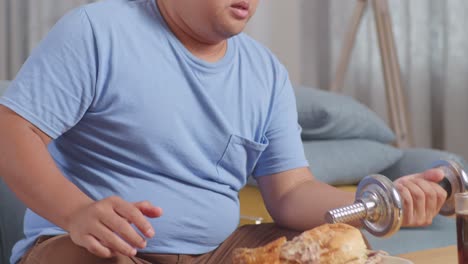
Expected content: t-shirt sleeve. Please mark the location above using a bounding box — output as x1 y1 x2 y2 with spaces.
0 7 97 139
252 67 309 177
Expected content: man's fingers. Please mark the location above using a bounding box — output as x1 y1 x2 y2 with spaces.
411 178 438 224
396 178 427 226
94 222 138 257
435 183 448 211
82 234 114 258
134 201 163 219
407 169 448 214
101 212 147 249
68 197 160 259
395 170 450 227
420 168 445 182
403 179 427 225
112 198 155 238
395 182 414 226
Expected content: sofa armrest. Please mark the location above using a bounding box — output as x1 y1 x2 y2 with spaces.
0 178 26 264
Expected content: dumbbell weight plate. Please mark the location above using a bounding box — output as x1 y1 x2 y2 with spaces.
356 175 403 237
431 160 468 216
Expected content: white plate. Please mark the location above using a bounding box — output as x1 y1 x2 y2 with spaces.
381 255 414 264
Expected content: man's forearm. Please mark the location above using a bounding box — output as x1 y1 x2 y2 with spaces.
270 180 357 231
0 110 93 231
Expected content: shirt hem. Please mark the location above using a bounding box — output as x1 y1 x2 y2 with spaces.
252 160 309 178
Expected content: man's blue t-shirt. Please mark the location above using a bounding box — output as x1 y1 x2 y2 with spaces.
0 0 308 263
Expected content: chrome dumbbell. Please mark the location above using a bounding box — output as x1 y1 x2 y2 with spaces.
325 160 468 237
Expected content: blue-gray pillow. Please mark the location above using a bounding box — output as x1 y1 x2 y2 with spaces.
295 86 396 143
248 139 403 186
381 148 467 181
302 139 403 185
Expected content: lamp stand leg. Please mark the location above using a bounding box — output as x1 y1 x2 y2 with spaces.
329 0 413 147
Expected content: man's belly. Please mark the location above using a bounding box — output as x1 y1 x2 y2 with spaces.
24 176 241 255
140 180 241 254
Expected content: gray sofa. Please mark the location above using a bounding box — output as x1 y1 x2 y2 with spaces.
0 81 461 263
0 81 27 264
0 178 26 264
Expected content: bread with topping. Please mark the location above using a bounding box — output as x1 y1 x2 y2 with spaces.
232 223 371 264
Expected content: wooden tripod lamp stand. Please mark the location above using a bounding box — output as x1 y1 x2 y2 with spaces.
329 0 412 148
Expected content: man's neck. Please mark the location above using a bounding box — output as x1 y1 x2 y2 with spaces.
173 32 228 63
157 1 227 63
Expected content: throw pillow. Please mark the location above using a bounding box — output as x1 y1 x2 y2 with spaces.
295 86 395 143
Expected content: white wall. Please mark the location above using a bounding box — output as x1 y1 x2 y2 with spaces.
245 1 303 86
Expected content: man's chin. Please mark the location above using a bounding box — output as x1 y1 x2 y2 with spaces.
225 31 242 39
222 25 248 38
215 20 249 38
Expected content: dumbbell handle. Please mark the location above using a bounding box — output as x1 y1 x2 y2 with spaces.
328 176 454 224
439 177 452 198
326 174 402 237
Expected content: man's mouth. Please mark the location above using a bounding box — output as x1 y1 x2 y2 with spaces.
230 1 250 20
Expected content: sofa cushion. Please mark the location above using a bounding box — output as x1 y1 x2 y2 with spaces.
303 139 403 185
0 178 26 264
382 148 467 181
295 86 395 143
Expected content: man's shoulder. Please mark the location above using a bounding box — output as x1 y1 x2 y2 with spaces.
82 0 147 13
67 0 163 42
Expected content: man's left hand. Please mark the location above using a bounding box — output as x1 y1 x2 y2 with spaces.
394 168 447 227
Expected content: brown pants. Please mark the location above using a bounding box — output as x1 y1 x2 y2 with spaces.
18 224 303 264
19 223 371 264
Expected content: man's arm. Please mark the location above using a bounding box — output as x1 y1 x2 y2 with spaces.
0 105 91 229
257 167 355 231
0 105 160 257
257 166 447 231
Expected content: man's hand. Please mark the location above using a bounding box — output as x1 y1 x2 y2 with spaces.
394 168 447 227
67 196 163 258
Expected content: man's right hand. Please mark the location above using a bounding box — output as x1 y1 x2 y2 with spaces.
67 196 163 258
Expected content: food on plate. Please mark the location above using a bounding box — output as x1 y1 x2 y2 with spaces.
232 223 388 264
